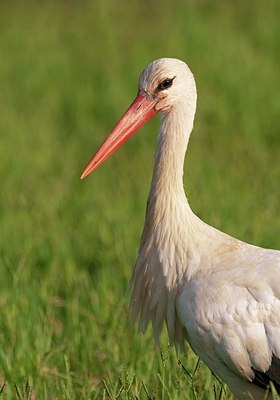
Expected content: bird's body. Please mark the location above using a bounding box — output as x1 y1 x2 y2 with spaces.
82 58 280 399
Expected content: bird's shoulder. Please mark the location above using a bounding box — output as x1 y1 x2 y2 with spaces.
179 241 280 330
177 243 280 382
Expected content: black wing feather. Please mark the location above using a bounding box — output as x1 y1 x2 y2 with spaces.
252 355 280 393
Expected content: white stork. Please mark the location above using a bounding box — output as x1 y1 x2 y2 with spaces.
81 58 280 400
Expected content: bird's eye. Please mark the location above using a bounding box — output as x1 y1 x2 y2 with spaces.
157 77 176 92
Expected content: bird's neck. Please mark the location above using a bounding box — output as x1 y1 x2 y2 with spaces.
130 100 198 346
148 102 195 217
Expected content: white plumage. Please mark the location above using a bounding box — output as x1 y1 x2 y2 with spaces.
82 58 280 400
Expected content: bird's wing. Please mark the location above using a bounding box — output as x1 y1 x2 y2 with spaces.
253 355 280 392
178 247 280 393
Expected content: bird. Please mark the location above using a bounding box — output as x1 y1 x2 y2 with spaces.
81 58 280 400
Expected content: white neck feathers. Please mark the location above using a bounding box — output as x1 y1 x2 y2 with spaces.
130 97 198 348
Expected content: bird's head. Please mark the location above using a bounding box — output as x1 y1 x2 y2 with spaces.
138 58 196 113
81 58 196 179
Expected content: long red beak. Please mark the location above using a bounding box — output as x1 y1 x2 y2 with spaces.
81 94 159 179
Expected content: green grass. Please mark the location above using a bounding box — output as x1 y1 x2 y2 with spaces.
0 1 279 398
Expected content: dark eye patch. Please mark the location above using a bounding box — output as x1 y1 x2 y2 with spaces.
156 76 176 92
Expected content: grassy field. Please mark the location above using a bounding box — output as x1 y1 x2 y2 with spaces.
0 1 279 398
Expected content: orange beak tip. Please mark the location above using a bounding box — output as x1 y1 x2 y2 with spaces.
80 167 92 180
